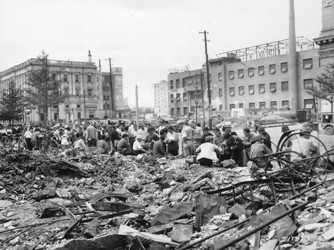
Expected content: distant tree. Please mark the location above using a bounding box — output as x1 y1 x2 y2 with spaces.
0 81 25 126
25 53 67 126
306 63 334 112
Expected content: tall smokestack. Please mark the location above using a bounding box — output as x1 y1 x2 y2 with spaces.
88 50 92 63
289 0 299 111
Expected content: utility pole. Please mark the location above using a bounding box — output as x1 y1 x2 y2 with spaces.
135 85 139 126
106 58 114 119
83 90 86 119
200 30 212 129
200 71 206 127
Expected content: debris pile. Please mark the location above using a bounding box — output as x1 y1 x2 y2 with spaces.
0 150 333 250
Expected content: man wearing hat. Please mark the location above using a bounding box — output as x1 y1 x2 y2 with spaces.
133 135 148 155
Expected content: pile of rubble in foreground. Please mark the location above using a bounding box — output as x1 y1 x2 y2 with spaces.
0 151 334 250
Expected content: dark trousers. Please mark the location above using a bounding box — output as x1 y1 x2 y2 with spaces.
198 158 213 167
168 141 179 156
88 138 97 147
134 149 146 155
26 138 33 151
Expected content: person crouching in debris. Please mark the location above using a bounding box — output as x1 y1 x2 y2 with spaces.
96 134 110 154
117 134 133 155
133 135 148 155
222 133 244 166
153 128 167 158
73 133 88 153
291 127 318 161
196 136 222 167
249 135 272 175
166 126 179 156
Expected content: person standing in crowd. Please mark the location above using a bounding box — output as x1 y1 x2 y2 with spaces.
24 127 33 151
196 136 222 167
153 128 167 158
249 135 272 174
133 135 148 155
128 123 139 148
31 128 41 150
166 126 179 156
181 120 195 157
138 124 148 140
107 125 120 153
242 127 256 164
158 120 166 135
193 122 203 150
86 122 97 147
213 127 224 148
257 126 272 150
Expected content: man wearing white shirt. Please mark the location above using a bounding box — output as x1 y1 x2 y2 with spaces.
132 135 148 155
291 127 318 161
196 136 222 167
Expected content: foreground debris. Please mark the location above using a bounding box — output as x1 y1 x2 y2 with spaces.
1 150 334 250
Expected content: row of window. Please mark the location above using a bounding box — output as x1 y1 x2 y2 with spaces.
227 79 313 96
63 88 93 96
170 107 188 116
52 73 93 83
170 93 188 103
228 100 290 110
228 59 313 80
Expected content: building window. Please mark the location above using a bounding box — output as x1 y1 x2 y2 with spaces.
170 94 174 103
269 64 276 74
239 86 244 95
89 112 94 119
281 62 288 72
218 72 222 81
75 88 80 96
75 74 79 82
229 87 235 96
230 104 235 110
183 92 187 102
87 75 92 83
282 100 289 108
183 107 188 115
219 105 223 111
87 89 92 96
249 85 255 95
229 71 234 80
281 81 289 91
304 99 314 109
171 108 174 116
182 79 186 88
77 112 81 119
304 79 313 89
258 66 264 76
239 103 244 108
270 101 277 109
170 80 173 89
106 95 109 100
270 82 276 92
77 104 81 108
219 88 223 97
176 93 181 102
259 84 265 94
259 102 266 110
249 102 255 110
248 68 254 77
176 107 181 116
176 79 180 88
238 69 244 78
303 58 313 69
63 74 68 82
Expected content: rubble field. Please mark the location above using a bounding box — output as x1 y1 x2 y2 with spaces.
1 150 334 250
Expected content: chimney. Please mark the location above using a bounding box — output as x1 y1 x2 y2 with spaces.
88 50 92 63
289 0 299 111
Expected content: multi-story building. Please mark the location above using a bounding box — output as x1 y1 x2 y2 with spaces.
168 0 334 117
154 80 169 117
0 52 130 123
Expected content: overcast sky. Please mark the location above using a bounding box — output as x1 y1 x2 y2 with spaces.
0 0 322 107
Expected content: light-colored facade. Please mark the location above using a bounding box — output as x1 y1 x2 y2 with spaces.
168 0 334 117
0 54 130 123
154 80 169 117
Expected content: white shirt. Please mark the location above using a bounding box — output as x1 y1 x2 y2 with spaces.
196 142 222 161
133 140 143 151
291 137 317 161
24 130 33 139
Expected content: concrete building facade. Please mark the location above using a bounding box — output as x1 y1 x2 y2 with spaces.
167 0 334 117
154 80 169 117
0 53 130 123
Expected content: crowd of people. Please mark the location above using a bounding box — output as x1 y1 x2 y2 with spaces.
15 119 320 172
